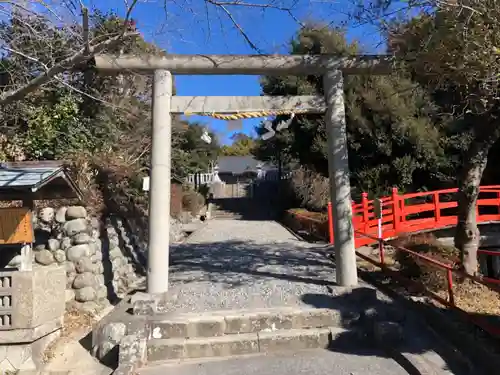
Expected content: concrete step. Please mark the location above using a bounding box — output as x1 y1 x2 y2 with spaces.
148 308 342 339
147 326 346 362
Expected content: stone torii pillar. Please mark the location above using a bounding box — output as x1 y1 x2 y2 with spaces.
148 69 172 294
93 54 390 294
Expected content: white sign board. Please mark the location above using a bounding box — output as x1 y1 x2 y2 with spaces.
142 176 150 192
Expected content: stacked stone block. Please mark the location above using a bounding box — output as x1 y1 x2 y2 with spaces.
22 206 147 312
24 206 108 312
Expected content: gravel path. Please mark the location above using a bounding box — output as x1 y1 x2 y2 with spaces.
168 219 342 313
157 219 471 375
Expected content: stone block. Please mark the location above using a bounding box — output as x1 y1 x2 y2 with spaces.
251 312 295 332
5 265 65 330
223 308 341 334
187 316 226 338
148 339 184 361
152 315 226 339
257 328 331 352
0 324 61 372
118 334 146 368
152 321 188 339
294 309 342 329
185 335 259 358
131 292 168 316
223 314 253 334
0 316 63 344
125 319 148 338
2 344 32 369
147 333 259 362
209 334 260 357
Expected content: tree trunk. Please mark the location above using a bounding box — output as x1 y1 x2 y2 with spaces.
454 160 483 275
454 126 500 275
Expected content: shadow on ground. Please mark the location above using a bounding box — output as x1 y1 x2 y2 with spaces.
170 239 334 287
211 198 281 221
210 178 289 221
169 238 497 374
302 288 476 375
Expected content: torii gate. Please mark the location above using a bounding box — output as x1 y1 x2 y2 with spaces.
94 54 390 294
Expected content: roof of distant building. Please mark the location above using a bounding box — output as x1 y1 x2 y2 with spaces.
217 156 276 175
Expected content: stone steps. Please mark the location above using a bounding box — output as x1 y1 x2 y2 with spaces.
145 307 351 364
147 327 346 362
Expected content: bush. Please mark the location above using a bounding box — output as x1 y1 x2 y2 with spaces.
197 183 210 200
287 166 329 212
181 189 206 216
68 149 150 246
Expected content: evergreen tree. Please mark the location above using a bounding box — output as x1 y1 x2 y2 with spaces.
254 26 456 199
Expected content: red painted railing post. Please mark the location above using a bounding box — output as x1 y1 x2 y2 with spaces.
361 192 369 233
497 191 500 215
327 202 334 245
392 187 401 232
379 239 385 265
400 197 406 225
447 269 455 306
476 194 480 220
433 192 441 223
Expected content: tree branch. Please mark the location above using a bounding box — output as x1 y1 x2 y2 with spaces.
0 31 139 106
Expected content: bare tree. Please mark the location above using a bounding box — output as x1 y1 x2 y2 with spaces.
0 0 307 107
0 1 140 104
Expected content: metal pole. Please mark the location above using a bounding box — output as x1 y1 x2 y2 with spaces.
323 70 358 286
147 69 172 294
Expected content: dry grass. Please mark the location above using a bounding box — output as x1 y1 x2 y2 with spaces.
451 279 500 316
287 208 327 221
390 233 460 292
387 233 500 317
41 308 97 364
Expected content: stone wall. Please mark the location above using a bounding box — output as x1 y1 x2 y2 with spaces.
1 203 190 313
21 206 145 313
104 215 146 298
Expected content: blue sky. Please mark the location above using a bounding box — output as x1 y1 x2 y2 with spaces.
83 0 383 144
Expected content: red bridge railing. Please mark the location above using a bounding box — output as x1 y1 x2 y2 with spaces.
286 185 500 338
285 185 500 249
344 185 500 247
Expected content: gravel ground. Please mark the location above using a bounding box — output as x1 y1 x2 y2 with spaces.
150 219 472 375
167 219 349 313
